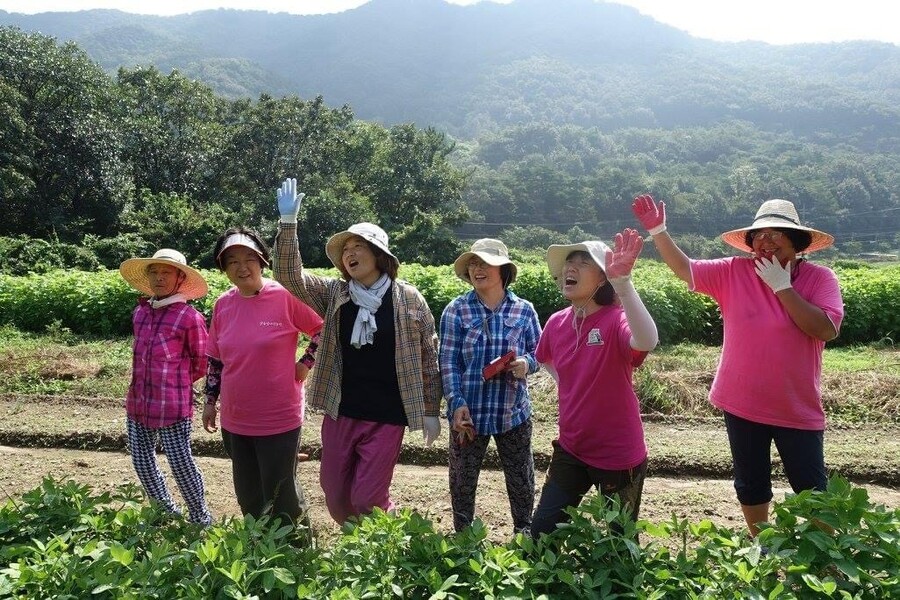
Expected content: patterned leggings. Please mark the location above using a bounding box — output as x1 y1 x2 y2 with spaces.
448 418 534 534
127 418 212 525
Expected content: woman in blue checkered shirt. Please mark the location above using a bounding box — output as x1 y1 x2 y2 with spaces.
439 238 542 535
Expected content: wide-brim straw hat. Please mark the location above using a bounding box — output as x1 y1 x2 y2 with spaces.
325 222 399 273
720 199 834 254
453 238 518 284
119 249 208 300
546 240 611 281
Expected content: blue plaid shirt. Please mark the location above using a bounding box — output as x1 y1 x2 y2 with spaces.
439 289 542 435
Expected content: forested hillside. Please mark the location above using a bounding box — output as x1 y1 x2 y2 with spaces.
1 0 898 261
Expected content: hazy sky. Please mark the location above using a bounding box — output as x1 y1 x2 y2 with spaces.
1 0 898 46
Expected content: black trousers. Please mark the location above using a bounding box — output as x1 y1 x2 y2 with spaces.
221 426 307 526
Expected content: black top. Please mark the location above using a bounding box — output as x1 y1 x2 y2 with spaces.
338 284 407 426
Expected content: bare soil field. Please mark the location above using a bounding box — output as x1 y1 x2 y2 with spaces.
2 405 899 545
5 444 900 545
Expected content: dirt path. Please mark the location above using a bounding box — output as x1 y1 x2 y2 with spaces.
3 445 899 544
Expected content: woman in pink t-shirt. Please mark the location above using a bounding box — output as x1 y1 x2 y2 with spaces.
530 228 659 539
202 227 323 530
632 195 843 537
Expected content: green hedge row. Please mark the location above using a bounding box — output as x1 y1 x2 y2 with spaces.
0 262 897 345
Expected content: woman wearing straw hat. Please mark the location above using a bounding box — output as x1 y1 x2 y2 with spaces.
440 238 542 535
530 229 659 539
202 227 323 529
272 178 442 525
119 248 212 525
632 195 844 537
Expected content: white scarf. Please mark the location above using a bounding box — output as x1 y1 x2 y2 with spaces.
148 293 187 309
348 273 391 348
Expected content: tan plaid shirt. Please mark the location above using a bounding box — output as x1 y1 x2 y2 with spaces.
273 223 442 432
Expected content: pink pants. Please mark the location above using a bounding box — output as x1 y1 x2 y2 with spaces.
319 415 405 524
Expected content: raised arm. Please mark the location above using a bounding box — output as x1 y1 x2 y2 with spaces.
271 177 332 316
631 194 693 285
605 228 659 352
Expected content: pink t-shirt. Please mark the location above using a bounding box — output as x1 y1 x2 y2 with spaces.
536 305 648 470
207 279 323 436
691 257 844 430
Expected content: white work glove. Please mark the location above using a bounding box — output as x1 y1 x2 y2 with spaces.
423 416 441 447
276 177 304 223
755 256 792 293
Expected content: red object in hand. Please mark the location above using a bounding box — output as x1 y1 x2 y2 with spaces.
482 350 516 381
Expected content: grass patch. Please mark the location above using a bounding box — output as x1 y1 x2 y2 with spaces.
0 326 897 424
0 324 131 398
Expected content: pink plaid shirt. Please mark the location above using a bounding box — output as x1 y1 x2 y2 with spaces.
126 299 208 428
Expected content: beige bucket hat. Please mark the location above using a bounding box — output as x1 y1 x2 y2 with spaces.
720 199 834 253
325 222 399 273
546 240 611 282
119 249 208 300
453 238 518 284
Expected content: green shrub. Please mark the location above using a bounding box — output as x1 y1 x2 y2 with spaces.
833 263 900 345
1 262 898 343
82 233 155 270
0 235 99 275
1 476 896 598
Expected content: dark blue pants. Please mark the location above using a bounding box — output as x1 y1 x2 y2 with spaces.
724 411 826 506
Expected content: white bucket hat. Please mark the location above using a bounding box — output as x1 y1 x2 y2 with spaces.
119 249 208 300
546 240 611 282
325 222 399 273
720 199 834 253
452 238 518 284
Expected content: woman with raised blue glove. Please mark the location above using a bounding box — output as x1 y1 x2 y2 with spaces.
632 195 844 537
271 177 443 525
440 239 542 535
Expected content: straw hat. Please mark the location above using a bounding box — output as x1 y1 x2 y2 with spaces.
720 199 834 253
325 222 399 272
453 238 518 284
546 240 611 281
119 249 208 300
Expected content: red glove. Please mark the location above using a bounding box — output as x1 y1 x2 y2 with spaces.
632 194 667 235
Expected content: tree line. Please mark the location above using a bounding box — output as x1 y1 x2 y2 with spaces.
0 26 468 271
2 26 899 275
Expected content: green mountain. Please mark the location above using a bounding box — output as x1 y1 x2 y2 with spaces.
3 0 898 147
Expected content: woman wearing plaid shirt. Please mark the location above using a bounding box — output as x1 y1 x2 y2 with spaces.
119 249 212 526
440 239 542 535
272 178 442 525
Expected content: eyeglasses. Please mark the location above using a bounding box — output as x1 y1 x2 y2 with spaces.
750 231 784 242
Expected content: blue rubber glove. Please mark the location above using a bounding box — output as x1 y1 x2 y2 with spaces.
276 177 304 223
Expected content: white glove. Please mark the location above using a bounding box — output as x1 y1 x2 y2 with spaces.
755 256 792 293
423 416 441 447
276 177 304 223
